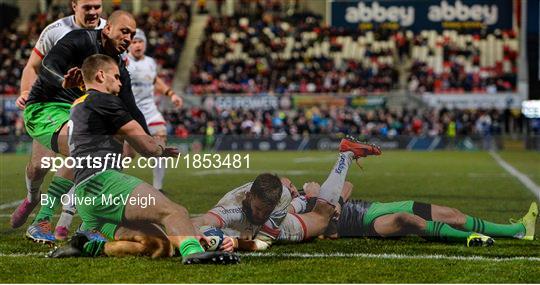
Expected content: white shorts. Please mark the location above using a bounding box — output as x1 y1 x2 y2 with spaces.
277 213 307 242
145 111 166 136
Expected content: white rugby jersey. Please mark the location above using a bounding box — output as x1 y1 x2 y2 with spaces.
126 54 160 121
208 182 292 241
34 15 106 58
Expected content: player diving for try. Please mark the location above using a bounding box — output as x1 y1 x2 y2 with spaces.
197 138 537 250
190 137 382 252
47 54 239 265
124 28 183 192
11 0 107 241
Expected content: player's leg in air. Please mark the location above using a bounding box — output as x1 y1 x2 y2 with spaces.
49 174 239 264
279 136 381 242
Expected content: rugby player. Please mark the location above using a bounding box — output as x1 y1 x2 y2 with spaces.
192 137 382 251
48 54 239 265
11 0 106 240
124 29 183 192
279 180 537 247
13 10 151 244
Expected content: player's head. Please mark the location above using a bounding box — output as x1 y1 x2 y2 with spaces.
243 173 282 225
129 29 147 59
103 10 136 55
71 0 103 29
81 54 122 95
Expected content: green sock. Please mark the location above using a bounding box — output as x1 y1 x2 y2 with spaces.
425 221 471 243
463 215 525 238
34 176 74 223
82 240 106 257
179 237 204 257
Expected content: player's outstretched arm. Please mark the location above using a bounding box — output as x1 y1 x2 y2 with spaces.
117 120 172 157
191 213 223 230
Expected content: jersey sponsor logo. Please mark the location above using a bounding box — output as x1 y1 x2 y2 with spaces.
43 21 63 33
220 207 243 215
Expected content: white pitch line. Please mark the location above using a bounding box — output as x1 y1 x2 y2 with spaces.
0 200 23 210
0 252 44 257
1 251 538 262
241 252 540 262
489 151 540 201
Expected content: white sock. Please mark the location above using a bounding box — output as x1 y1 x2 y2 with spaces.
56 209 75 230
153 165 165 190
57 187 76 229
318 151 353 206
26 171 44 203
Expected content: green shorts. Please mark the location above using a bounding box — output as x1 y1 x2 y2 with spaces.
362 200 415 227
24 102 71 151
76 170 144 240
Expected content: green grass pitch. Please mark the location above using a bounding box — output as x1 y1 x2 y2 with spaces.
1 150 539 283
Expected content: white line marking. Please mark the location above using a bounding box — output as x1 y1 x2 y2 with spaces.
489 151 540 201
1 251 538 262
0 252 44 257
0 200 23 210
241 252 540 262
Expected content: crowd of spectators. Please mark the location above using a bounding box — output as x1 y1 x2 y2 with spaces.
162 106 520 139
408 30 518 93
190 11 399 95
190 5 518 95
135 0 191 84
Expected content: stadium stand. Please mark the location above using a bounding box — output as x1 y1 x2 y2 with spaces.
408 30 519 93
189 11 399 95
163 107 517 138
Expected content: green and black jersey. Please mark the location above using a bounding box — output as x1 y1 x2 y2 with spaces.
69 90 132 184
27 29 149 134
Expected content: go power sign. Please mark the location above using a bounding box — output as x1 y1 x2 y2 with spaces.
329 0 513 32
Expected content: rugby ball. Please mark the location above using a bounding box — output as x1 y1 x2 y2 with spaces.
200 226 224 251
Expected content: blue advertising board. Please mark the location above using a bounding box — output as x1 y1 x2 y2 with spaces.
330 0 513 32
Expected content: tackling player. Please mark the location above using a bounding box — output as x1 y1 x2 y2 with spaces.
124 29 183 192
12 10 150 244
11 0 106 240
279 176 537 247
48 54 239 264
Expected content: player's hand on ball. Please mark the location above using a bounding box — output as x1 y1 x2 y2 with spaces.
220 236 237 252
170 94 183 109
63 67 84 89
